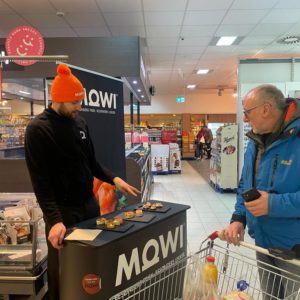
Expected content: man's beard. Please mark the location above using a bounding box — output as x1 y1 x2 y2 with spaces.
57 104 79 119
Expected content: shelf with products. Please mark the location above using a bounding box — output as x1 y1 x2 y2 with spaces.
0 114 31 151
125 145 152 205
209 124 238 191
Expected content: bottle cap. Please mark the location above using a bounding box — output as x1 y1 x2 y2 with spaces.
206 255 215 262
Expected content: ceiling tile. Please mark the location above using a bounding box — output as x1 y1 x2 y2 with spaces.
65 13 107 27
222 10 268 24
148 46 176 55
231 0 278 9
143 0 187 11
23 13 69 28
110 26 145 37
177 36 211 46
184 11 226 25
39 27 77 37
284 23 300 35
147 26 181 38
187 0 233 10
0 1 16 13
74 27 111 37
50 0 99 13
240 36 277 46
147 37 178 47
5 0 56 13
144 12 184 26
261 9 300 23
0 14 29 29
275 0 300 9
177 46 205 54
150 53 175 61
175 53 201 60
216 24 255 36
261 44 295 54
104 12 144 26
181 25 218 37
96 0 141 12
249 23 294 36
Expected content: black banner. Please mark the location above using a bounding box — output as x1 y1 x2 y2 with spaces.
71 66 125 179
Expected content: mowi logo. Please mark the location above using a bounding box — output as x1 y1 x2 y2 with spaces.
83 88 118 110
115 224 184 287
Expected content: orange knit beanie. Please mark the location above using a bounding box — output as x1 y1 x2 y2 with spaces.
50 64 85 102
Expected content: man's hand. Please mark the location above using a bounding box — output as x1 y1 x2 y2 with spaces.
113 177 140 197
245 190 269 217
48 222 66 249
219 222 245 245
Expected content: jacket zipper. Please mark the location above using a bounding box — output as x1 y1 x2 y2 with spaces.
270 154 279 188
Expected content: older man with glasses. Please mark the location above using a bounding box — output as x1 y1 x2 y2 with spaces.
220 84 300 299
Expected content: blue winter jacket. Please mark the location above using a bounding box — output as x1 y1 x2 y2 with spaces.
233 100 300 249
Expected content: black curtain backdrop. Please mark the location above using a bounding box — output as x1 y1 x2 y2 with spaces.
71 66 125 179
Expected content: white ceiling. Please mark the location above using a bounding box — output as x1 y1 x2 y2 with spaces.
1 0 300 96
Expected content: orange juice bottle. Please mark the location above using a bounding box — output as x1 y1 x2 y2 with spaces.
202 255 218 284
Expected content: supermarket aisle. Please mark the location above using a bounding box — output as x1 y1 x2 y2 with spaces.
150 160 254 255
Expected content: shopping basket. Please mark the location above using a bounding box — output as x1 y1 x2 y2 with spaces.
109 231 300 300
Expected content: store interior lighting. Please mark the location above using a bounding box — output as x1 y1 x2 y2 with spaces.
187 84 196 89
216 36 237 46
196 69 210 75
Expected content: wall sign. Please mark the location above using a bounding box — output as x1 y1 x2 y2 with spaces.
176 96 185 103
5 25 45 66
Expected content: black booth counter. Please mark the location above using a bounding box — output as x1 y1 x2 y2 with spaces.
60 201 190 300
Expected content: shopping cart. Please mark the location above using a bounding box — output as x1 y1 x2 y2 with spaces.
109 231 300 300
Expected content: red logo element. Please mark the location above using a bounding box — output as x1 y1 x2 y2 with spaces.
82 274 101 295
5 25 45 66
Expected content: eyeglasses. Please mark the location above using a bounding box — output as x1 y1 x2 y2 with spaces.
243 103 265 117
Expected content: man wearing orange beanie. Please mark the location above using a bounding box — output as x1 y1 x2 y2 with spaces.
25 64 140 300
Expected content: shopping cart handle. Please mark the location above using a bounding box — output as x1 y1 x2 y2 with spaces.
268 248 296 260
208 231 219 241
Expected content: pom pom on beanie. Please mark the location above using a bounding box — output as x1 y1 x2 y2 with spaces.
50 64 85 102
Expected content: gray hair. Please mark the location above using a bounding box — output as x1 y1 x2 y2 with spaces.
250 84 286 111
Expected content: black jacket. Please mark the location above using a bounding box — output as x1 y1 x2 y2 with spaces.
25 107 115 227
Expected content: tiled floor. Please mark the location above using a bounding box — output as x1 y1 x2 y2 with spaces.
150 160 254 254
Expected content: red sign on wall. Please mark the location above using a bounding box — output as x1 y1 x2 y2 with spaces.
5 25 44 66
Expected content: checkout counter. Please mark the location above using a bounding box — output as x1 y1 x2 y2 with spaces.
60 201 190 300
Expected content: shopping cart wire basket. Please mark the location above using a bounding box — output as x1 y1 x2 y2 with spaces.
109 231 300 300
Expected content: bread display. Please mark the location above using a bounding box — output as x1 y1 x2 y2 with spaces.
105 222 115 229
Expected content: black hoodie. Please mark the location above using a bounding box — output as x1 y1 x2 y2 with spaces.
25 107 115 227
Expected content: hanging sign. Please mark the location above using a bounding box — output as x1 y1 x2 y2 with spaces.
5 25 45 66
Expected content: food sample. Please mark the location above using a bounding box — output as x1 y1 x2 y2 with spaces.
143 202 151 209
96 217 106 225
113 218 122 226
135 209 143 217
155 202 163 208
150 205 157 210
105 222 115 229
124 211 135 219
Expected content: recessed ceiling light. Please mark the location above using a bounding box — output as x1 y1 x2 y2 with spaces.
197 69 210 75
137 89 141 92
19 90 31 95
133 80 137 84
277 35 300 45
187 84 196 89
20 97 24 100
216 36 237 46
141 95 144 98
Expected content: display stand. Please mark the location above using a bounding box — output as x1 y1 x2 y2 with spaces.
59 201 190 300
0 194 48 300
209 124 238 192
151 144 169 175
